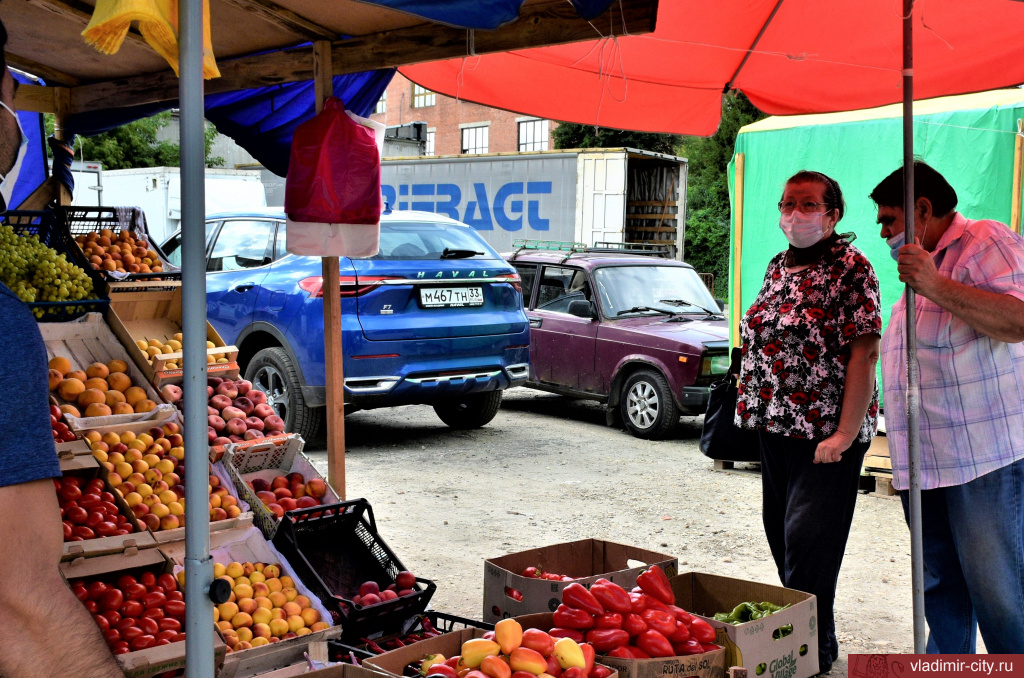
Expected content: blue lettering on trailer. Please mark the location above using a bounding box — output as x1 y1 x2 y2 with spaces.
381 181 553 232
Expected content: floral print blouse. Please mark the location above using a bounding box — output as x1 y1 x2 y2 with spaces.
735 239 882 442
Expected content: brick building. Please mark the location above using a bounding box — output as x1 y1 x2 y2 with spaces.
368 73 558 156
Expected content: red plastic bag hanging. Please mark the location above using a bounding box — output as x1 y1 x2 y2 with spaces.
284 97 384 257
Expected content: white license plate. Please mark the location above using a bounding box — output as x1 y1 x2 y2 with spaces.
419 286 484 308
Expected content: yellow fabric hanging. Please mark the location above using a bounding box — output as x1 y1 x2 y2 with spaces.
82 0 220 79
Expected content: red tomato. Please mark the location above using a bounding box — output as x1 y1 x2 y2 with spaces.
166 591 183 602
155 630 178 642
100 491 116 503
131 635 156 651
143 591 167 609
100 610 121 626
78 495 101 508
115 529 130 536
94 614 110 632
157 617 181 632
114 618 138 632
58 484 82 502
117 575 137 590
72 585 89 602
86 581 108 601
158 573 178 593
120 600 144 618
66 506 89 525
96 521 119 537
83 600 99 614
164 600 185 618
140 572 157 587
100 501 119 516
139 617 160 636
121 626 144 643
113 642 131 655
100 588 124 612
170 633 186 643
62 522 73 540
141 607 165 620
126 583 148 601
102 629 121 646
154 639 172 647
73 526 95 540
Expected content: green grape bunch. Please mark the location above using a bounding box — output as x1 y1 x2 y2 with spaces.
0 224 95 315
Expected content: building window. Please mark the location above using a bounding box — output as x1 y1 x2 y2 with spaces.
412 84 435 108
425 129 435 156
518 119 549 152
461 125 489 154
374 91 386 115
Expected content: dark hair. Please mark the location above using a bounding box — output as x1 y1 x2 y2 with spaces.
784 170 845 221
869 161 958 217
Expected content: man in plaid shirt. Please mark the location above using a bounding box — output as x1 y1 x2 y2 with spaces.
873 161 1024 654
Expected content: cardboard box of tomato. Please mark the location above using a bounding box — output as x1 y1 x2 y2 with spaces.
671 573 818 678
483 540 677 623
59 546 226 678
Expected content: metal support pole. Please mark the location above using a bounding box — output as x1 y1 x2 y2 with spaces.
902 0 926 654
179 0 215 674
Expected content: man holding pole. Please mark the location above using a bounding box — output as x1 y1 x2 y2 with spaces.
0 16 124 678
872 161 1024 653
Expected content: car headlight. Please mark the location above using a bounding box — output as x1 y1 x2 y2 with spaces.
700 353 730 377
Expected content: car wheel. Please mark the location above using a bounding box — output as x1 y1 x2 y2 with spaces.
245 347 322 441
620 369 678 439
433 390 503 429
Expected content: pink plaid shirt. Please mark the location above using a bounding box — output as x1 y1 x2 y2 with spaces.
881 213 1024 490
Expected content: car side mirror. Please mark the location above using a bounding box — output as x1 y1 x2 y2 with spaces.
715 299 725 312
567 300 596 319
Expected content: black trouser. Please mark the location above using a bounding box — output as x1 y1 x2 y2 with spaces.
759 431 869 672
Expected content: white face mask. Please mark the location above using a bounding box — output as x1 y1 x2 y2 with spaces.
779 210 833 249
0 101 28 212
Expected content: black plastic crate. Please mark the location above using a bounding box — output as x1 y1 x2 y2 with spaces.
59 206 181 282
3 210 110 321
326 612 493 666
272 498 437 640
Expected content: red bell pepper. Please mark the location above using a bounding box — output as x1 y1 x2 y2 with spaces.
624 646 650 659
605 647 632 660
669 606 693 623
635 566 675 605
594 613 622 629
639 609 677 637
553 605 595 630
579 642 595 675
668 622 691 643
562 583 605 617
688 618 717 644
673 640 704 656
635 630 674 658
642 597 673 615
562 669 586 678
584 629 629 653
701 643 722 653
628 592 649 615
590 579 632 615
622 614 647 637
590 666 613 678
549 628 586 643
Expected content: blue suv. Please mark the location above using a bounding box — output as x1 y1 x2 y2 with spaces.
161 209 530 439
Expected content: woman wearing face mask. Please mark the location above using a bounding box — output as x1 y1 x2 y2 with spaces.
735 171 882 675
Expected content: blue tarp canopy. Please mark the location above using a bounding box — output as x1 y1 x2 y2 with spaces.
61 0 614 177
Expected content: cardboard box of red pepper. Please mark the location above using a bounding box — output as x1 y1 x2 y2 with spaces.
483 540 677 623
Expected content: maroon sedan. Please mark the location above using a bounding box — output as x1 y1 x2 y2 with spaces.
505 244 730 439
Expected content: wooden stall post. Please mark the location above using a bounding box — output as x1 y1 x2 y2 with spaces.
1011 121 1023 235
53 86 73 206
313 40 346 499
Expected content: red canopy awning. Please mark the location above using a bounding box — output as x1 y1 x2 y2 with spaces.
401 0 1024 135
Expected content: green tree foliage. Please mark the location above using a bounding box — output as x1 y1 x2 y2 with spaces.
552 122 680 155
676 92 765 298
45 112 225 169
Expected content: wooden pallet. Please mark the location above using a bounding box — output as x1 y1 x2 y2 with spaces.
868 472 899 498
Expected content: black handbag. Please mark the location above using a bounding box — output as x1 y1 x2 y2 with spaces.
700 347 761 462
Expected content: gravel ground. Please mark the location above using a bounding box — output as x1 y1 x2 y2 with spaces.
305 388 915 677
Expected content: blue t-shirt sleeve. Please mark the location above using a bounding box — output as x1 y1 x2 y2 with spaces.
0 282 61 487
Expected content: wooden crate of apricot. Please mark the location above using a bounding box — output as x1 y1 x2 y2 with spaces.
39 314 169 429
80 415 252 540
71 228 169 278
106 285 239 387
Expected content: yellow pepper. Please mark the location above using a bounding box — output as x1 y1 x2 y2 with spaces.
553 638 586 670
421 655 446 675
460 639 501 668
494 619 523 655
